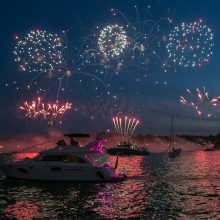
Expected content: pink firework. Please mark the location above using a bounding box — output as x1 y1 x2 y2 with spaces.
19 97 72 125
180 87 220 118
112 116 140 136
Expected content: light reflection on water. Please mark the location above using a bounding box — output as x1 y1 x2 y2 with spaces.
0 151 220 219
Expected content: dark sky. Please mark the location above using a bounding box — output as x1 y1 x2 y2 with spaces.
1 0 220 136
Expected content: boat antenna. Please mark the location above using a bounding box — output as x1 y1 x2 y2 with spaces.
169 114 174 151
115 153 119 169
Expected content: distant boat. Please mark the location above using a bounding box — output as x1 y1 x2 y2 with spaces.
213 146 220 150
204 146 220 151
168 115 182 157
204 147 214 151
107 141 150 156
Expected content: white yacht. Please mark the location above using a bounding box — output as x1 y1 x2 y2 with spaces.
0 134 126 182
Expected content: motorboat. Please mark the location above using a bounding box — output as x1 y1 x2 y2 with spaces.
0 134 126 182
204 143 214 151
107 141 150 155
213 146 220 150
204 147 214 151
201 141 214 151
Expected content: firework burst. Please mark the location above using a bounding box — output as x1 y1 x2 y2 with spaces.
98 24 129 59
167 19 214 68
109 7 171 73
19 97 72 125
82 5 170 81
180 87 220 118
14 29 109 102
14 29 67 74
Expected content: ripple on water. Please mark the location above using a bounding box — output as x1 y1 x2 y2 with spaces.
0 151 219 219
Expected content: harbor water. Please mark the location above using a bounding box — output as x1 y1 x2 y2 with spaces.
0 151 220 219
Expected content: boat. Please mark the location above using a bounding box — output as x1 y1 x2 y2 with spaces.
213 146 220 150
168 115 182 157
203 143 214 151
204 147 214 151
107 141 150 155
0 134 126 182
204 146 220 151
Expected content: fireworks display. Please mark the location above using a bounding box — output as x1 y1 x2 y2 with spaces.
167 19 214 67
4 4 218 133
19 97 72 125
14 30 66 74
180 87 220 118
112 116 140 136
98 24 128 59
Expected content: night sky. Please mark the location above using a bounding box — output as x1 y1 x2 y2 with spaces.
1 0 220 136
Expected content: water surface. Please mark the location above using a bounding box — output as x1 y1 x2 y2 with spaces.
0 151 220 219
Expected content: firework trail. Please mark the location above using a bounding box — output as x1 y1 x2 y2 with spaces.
72 94 144 126
112 117 119 133
130 119 140 136
112 116 140 136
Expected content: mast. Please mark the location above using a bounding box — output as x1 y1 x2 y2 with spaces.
169 115 174 151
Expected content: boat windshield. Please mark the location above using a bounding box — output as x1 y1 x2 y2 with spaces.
85 154 105 166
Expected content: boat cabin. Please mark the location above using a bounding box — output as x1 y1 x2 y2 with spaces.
36 154 87 163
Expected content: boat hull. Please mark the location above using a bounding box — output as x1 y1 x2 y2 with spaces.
169 149 181 157
213 146 220 150
0 163 126 182
204 148 214 151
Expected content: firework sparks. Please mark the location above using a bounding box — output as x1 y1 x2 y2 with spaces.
167 19 214 68
13 29 110 102
98 24 129 59
81 5 170 87
112 116 140 136
14 29 67 74
19 97 72 125
109 7 171 74
180 87 220 118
